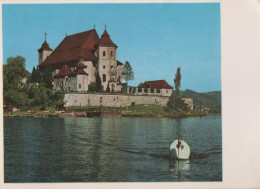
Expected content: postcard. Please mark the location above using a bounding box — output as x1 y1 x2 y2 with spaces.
1 0 260 188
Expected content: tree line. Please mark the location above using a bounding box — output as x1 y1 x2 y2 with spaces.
3 56 64 110
3 55 188 112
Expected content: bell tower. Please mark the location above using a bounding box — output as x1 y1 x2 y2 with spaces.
96 25 118 91
38 33 53 65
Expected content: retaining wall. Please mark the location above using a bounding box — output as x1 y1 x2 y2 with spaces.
64 93 170 107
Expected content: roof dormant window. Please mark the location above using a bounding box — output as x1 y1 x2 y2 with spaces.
103 51 106 57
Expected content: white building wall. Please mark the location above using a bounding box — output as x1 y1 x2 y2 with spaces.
161 89 172 97
76 75 88 92
98 46 118 91
39 50 52 65
82 61 95 84
117 65 123 82
128 87 171 97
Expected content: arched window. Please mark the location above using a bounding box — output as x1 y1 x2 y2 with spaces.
103 74 106 82
103 51 106 57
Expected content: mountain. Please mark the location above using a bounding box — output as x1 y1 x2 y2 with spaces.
180 89 221 108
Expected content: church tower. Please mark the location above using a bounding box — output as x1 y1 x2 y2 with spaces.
95 25 118 91
38 33 53 65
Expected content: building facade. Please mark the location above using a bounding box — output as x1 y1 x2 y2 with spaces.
127 80 173 97
38 28 124 92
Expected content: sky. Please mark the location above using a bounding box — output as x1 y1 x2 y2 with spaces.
2 3 221 93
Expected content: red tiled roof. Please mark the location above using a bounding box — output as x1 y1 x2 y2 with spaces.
71 69 88 76
76 63 87 69
39 29 99 67
54 64 72 78
140 80 173 89
117 60 123 66
96 29 117 48
54 64 88 78
38 40 53 52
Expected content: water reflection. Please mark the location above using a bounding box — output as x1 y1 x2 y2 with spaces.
4 115 222 182
176 119 182 140
169 160 190 181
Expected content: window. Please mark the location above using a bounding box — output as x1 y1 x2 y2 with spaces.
138 88 142 92
144 88 148 93
156 89 161 93
79 84 81 89
103 65 106 69
103 51 106 57
151 89 154 93
166 90 168 93
103 74 106 82
111 51 113 57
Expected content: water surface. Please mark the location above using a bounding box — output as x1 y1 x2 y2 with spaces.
4 115 222 182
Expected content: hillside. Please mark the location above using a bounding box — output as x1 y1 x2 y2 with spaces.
180 89 221 108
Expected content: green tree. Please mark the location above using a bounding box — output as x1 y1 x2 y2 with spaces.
51 91 65 110
43 65 53 89
31 67 36 83
167 67 188 111
96 72 103 92
4 56 26 90
35 67 41 83
88 82 98 92
167 94 188 111
122 61 134 84
106 84 110 93
174 67 181 96
3 56 29 107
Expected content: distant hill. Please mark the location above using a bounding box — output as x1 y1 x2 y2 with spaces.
180 89 221 108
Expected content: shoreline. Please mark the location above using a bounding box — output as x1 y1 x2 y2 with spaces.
4 104 217 119
4 112 208 119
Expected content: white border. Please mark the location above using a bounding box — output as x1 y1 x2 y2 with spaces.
1 0 260 188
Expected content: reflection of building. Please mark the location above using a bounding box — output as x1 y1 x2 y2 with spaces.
38 27 124 92
127 80 173 97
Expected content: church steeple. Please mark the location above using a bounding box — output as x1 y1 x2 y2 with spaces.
38 33 53 65
96 25 117 48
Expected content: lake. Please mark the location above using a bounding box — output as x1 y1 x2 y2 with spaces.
4 114 222 182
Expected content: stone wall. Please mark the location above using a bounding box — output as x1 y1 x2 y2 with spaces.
64 93 170 107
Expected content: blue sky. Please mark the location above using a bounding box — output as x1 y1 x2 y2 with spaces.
2 3 221 92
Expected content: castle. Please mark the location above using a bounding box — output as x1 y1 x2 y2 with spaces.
38 27 124 92
37 27 193 108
